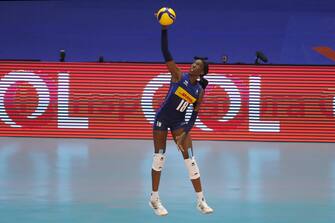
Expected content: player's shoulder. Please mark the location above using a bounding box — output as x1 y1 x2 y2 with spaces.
176 72 188 84
181 72 189 79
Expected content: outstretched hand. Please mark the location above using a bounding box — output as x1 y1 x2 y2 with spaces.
175 132 187 152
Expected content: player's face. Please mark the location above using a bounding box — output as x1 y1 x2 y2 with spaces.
189 59 204 77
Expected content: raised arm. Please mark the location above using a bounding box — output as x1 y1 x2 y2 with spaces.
161 27 182 82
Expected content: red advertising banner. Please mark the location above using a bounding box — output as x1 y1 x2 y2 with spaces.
0 61 334 142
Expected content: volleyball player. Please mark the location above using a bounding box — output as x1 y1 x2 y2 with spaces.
149 26 213 216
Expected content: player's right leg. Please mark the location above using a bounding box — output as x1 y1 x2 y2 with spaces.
149 119 168 216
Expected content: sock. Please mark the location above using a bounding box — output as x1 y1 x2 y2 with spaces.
151 191 159 201
196 191 205 202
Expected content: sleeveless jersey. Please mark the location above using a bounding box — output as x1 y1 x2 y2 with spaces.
155 73 203 122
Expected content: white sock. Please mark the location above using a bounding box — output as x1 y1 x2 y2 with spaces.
151 191 159 201
196 191 205 202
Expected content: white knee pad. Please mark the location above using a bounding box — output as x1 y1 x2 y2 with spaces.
152 153 166 171
184 157 200 180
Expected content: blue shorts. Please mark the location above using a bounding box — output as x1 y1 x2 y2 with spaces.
153 118 187 131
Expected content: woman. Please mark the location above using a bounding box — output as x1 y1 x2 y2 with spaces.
149 26 213 216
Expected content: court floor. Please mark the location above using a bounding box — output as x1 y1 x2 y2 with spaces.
0 137 334 223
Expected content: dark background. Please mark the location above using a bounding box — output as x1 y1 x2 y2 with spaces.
0 0 334 64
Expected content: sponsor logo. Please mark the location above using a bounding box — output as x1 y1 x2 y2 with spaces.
175 86 196 104
0 71 88 128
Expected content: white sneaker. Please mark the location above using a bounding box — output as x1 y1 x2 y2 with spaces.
149 198 168 216
197 200 214 214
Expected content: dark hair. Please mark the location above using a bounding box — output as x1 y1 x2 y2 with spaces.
194 56 209 89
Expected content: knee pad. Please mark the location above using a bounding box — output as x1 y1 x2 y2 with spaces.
184 157 200 180
152 153 166 171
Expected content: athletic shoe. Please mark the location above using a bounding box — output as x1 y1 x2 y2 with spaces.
197 200 214 214
149 197 168 216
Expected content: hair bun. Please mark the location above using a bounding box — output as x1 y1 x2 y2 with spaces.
194 56 208 60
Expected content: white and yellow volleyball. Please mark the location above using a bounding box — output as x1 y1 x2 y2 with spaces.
156 7 176 26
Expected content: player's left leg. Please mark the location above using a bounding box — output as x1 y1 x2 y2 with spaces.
171 128 213 214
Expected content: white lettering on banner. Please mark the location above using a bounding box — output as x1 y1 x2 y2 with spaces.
142 74 281 133
185 75 242 131
57 72 88 128
0 71 89 129
0 71 50 127
207 75 241 122
249 76 280 132
141 74 170 123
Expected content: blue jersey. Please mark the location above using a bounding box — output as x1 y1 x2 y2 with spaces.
156 73 203 122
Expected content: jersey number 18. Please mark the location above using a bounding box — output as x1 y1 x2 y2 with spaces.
176 99 189 112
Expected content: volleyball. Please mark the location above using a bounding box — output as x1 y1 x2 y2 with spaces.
156 7 176 26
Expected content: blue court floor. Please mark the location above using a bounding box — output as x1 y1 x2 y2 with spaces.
0 137 334 223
